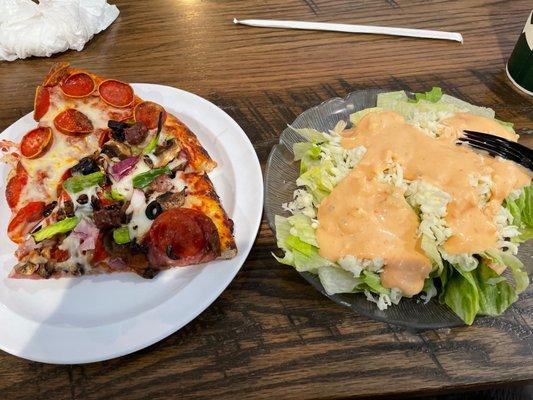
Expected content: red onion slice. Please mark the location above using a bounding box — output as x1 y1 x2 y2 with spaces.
111 156 139 180
108 258 127 270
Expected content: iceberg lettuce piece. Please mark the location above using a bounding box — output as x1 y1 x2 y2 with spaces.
318 266 360 295
504 183 533 242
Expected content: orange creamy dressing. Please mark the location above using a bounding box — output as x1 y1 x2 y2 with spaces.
316 111 531 296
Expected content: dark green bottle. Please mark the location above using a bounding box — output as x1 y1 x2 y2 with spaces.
506 11 533 95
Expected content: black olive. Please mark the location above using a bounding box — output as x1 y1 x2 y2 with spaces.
91 195 101 210
108 120 129 130
77 194 88 204
42 201 57 217
71 157 99 175
111 129 125 142
108 120 128 142
141 267 158 279
63 200 75 217
145 201 163 220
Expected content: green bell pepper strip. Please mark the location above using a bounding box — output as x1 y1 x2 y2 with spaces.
63 171 104 193
113 226 131 244
142 112 165 154
104 188 125 201
132 166 170 188
32 216 80 242
143 133 159 154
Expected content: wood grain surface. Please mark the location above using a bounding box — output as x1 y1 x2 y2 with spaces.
0 1 532 399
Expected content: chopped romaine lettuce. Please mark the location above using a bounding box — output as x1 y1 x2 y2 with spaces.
440 264 480 325
409 87 443 103
504 183 533 242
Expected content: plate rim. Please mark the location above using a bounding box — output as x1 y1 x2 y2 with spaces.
0 83 264 363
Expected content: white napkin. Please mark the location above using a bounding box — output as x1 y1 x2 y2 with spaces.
0 0 119 61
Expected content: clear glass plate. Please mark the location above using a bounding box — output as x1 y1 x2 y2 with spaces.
264 89 533 329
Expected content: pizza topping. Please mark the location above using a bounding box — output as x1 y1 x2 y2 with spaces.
32 216 79 242
8 201 46 243
63 171 104 193
124 122 149 145
42 201 58 217
113 226 130 244
77 194 89 204
101 140 132 160
111 156 139 180
91 232 108 264
98 79 134 108
147 208 221 268
134 101 167 130
145 201 163 220
132 166 170 188
103 189 125 202
71 156 100 176
50 247 70 262
151 139 182 168
58 200 75 219
108 257 127 270
148 173 175 194
54 108 94 135
93 205 123 230
42 62 70 86
6 162 28 209
73 218 99 252
156 190 186 211
20 127 53 159
60 72 95 98
107 120 131 142
33 86 50 121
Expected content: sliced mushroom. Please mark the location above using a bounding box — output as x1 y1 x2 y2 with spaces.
156 189 186 210
153 139 181 168
14 261 39 276
101 140 132 160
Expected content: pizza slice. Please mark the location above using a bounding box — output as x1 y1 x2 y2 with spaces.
4 63 236 279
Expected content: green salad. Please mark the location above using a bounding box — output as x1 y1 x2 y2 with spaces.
274 88 532 324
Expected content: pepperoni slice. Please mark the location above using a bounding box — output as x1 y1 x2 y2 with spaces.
148 208 220 267
5 162 28 209
33 86 50 121
8 201 45 243
50 246 69 262
134 101 167 130
98 79 134 108
91 232 109 264
20 127 53 159
42 62 70 87
60 72 95 98
96 127 112 147
54 109 93 135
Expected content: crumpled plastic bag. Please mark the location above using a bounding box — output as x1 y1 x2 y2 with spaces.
0 0 119 61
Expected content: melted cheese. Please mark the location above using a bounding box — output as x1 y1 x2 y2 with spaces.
126 189 152 240
18 87 131 207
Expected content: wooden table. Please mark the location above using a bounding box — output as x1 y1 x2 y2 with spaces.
0 1 532 399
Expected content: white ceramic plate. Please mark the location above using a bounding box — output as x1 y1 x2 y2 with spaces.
0 84 263 364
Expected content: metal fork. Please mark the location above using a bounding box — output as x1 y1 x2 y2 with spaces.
457 130 533 171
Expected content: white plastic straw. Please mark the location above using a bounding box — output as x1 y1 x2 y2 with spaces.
233 18 463 43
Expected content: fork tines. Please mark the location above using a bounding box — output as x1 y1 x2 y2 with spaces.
457 130 533 171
